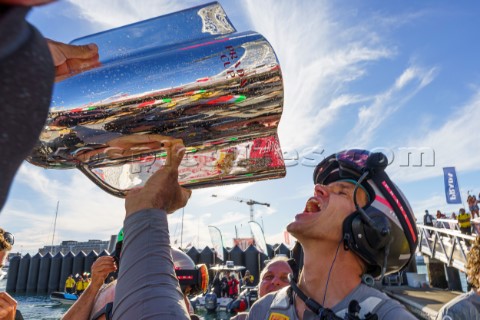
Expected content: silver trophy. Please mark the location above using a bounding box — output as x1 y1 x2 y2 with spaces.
28 2 285 197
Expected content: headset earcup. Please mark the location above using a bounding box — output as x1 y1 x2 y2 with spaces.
361 211 391 250
343 210 391 276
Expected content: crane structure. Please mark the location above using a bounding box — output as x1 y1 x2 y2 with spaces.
211 194 270 223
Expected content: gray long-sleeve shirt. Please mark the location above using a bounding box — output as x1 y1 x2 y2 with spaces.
113 208 190 319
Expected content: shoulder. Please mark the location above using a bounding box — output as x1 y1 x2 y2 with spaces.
231 312 248 320
248 287 290 320
334 284 415 320
437 291 480 320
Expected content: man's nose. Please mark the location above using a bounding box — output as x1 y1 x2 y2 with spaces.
272 276 283 286
314 184 330 198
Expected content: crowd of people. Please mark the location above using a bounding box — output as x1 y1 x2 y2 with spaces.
64 273 114 296
423 195 480 237
2 1 480 320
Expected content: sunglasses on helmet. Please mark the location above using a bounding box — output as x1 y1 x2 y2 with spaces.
313 149 376 185
2 231 14 246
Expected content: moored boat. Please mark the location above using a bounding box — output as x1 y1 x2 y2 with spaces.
50 291 78 305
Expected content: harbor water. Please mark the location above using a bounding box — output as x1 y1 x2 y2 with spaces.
2 279 232 320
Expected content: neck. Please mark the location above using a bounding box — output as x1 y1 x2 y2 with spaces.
294 238 363 318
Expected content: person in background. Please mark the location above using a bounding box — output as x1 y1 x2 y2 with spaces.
424 210 434 226
231 256 293 320
228 274 240 298
212 273 222 298
0 229 19 320
65 275 76 294
257 256 292 298
436 236 480 319
436 210 448 228
242 270 255 287
424 209 434 235
468 195 479 219
451 212 457 220
458 208 472 236
221 272 229 298
68 248 202 320
61 256 116 320
0 229 13 269
76 275 87 295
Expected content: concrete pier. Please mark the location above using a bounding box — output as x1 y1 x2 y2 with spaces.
383 286 461 320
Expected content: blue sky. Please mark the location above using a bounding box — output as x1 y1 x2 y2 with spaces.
2 0 480 254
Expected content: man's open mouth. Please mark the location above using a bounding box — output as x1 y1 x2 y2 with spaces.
304 197 321 213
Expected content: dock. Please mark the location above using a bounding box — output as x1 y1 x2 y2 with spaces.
383 285 462 320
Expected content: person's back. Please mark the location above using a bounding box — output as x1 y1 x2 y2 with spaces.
212 274 221 297
436 290 480 320
424 210 433 226
437 236 480 320
221 275 229 297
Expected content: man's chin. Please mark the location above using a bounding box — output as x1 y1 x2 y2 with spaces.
286 222 299 238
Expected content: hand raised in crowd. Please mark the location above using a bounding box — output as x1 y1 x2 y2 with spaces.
125 139 191 217
0 292 17 320
46 39 100 82
90 256 117 287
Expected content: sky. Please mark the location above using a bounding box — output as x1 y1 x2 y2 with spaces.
2 0 480 255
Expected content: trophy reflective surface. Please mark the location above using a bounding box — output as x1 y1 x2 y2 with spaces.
28 2 285 197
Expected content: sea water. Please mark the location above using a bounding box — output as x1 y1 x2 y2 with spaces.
1 278 231 320
9 295 231 320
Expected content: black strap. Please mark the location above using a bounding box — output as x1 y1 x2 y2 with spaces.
288 274 379 320
288 274 341 320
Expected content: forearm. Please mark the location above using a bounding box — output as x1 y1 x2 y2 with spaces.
113 209 189 320
62 282 103 320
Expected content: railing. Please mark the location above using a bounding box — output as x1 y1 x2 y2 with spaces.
434 218 460 231
417 224 475 272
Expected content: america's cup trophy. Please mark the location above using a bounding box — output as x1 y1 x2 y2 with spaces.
28 2 286 197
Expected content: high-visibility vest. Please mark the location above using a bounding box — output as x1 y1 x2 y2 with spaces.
65 278 75 289
458 212 471 228
76 280 85 291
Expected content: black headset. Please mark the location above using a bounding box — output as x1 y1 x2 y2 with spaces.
341 152 392 278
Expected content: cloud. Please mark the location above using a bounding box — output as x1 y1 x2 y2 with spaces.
388 89 480 182
243 0 396 151
7 163 124 253
347 65 438 147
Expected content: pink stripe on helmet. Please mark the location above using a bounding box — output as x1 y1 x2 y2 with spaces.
375 195 392 210
381 181 417 242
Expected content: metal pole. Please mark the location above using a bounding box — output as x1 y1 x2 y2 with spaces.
51 200 59 254
250 204 255 237
181 208 184 248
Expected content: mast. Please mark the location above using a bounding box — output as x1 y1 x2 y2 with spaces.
51 200 59 254
181 208 184 248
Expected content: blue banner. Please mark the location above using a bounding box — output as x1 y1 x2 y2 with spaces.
443 167 462 204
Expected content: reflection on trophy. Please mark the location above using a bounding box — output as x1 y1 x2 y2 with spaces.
28 2 285 197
